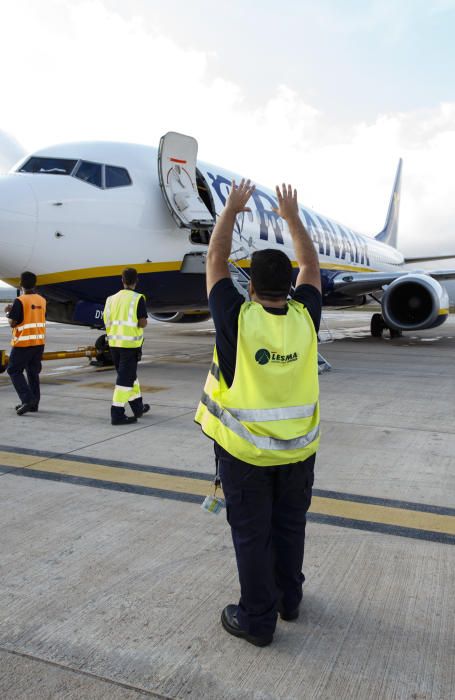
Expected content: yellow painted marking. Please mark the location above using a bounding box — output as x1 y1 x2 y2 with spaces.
0 451 210 498
4 261 183 287
235 259 378 273
312 496 455 536
4 259 381 287
1 449 454 536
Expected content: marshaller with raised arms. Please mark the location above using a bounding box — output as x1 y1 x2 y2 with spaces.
195 180 322 647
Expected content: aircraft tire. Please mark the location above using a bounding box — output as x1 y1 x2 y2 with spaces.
370 313 384 338
389 328 403 339
93 333 114 366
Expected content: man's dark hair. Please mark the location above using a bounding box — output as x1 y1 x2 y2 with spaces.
250 249 292 300
122 267 138 286
20 271 37 291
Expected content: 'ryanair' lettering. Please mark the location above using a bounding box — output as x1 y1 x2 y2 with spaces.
206 171 370 267
251 189 284 244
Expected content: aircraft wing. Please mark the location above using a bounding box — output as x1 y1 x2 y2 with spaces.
404 254 455 263
332 269 455 296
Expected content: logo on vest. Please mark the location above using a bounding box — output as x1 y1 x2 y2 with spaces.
255 348 271 365
255 348 298 365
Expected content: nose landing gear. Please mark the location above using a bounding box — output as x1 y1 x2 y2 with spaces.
370 313 402 339
91 334 114 366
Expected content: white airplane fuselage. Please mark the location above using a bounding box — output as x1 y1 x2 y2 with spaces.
1 139 448 335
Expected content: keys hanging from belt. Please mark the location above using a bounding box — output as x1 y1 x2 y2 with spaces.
201 459 225 515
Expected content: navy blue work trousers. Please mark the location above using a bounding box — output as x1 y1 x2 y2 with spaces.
110 347 143 419
216 443 315 638
7 345 44 405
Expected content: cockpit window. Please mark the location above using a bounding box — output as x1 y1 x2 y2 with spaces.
105 165 132 188
17 155 132 189
74 160 102 188
18 157 77 175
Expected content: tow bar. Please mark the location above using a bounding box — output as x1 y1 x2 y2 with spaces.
0 346 100 374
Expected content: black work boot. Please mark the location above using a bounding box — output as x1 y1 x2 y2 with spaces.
137 403 150 417
111 405 137 425
16 402 37 416
221 605 273 647
130 397 150 418
111 415 137 426
16 403 38 413
278 605 300 621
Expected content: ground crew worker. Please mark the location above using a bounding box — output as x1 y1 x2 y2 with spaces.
5 271 46 416
103 268 150 425
195 180 322 647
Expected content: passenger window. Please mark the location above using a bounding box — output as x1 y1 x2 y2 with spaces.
105 165 132 188
74 161 102 188
18 157 77 175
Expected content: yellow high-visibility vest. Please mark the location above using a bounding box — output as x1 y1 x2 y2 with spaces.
195 299 320 467
103 289 145 349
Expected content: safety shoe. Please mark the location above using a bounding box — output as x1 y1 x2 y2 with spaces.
136 403 150 418
221 605 273 647
278 606 299 621
111 416 137 426
16 403 38 413
16 402 37 416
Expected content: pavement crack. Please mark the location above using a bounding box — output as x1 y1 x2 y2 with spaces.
0 646 174 698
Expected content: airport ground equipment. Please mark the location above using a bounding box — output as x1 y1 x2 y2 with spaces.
370 312 402 338
0 345 100 373
317 353 332 374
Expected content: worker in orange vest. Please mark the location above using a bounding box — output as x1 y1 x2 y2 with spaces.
5 271 46 415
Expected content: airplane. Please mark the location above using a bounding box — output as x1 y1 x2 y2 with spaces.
0 131 454 360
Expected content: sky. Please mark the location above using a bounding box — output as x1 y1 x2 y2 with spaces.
1 0 455 264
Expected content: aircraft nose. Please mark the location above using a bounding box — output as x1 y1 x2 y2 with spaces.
0 175 37 281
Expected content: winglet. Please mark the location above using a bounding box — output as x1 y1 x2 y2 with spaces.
375 159 402 249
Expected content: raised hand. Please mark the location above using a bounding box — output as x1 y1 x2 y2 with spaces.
225 178 256 215
273 183 299 221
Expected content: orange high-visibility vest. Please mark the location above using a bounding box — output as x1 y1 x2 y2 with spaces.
11 294 46 347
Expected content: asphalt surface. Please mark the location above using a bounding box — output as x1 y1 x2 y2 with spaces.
0 310 454 699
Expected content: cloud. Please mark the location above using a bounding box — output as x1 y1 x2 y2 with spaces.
0 0 454 257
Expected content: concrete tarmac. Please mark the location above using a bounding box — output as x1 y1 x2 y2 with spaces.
0 311 454 699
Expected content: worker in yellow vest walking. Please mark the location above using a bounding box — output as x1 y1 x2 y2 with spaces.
195 180 322 647
5 271 47 416
103 268 150 425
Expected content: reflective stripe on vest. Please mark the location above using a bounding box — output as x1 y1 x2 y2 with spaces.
11 294 46 347
103 290 144 348
200 391 320 450
195 299 320 467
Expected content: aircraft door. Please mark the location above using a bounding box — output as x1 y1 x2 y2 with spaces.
158 132 215 230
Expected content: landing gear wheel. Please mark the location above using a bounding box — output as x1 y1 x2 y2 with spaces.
370 313 385 338
92 334 114 366
389 328 403 339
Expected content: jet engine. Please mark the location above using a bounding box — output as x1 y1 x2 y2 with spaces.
150 311 211 324
381 274 449 331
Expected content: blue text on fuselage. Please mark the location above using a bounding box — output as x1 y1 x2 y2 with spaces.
207 172 370 266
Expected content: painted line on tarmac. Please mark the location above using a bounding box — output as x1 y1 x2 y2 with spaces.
0 445 454 545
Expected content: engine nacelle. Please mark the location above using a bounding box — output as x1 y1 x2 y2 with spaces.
382 274 449 331
150 311 211 324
